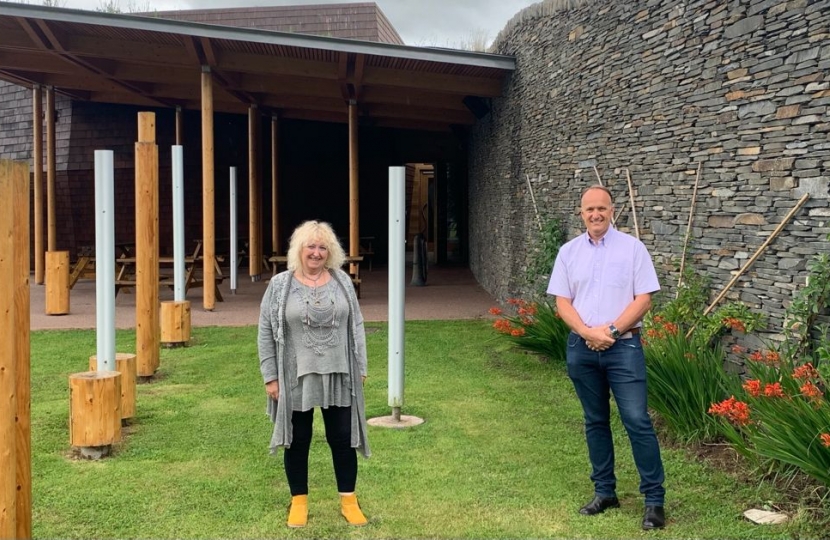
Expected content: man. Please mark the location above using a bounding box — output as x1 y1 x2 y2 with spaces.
547 185 666 530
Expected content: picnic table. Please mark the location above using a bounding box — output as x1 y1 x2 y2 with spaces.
69 240 226 301
267 255 364 297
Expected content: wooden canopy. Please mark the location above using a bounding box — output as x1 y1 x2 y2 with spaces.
0 2 515 132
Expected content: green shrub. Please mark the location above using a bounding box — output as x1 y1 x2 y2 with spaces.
710 350 830 487
490 298 570 362
643 320 732 443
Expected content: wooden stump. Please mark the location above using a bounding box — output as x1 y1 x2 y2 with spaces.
160 300 191 346
69 371 121 457
45 250 69 315
88 353 136 421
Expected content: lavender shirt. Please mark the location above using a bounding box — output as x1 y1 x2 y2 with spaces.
547 227 660 328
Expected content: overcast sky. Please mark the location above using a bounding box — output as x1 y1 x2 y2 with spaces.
45 0 542 47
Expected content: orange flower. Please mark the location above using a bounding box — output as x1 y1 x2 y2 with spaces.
763 382 784 398
731 344 747 354
820 433 830 448
764 351 780 363
507 298 521 305
520 316 533 326
722 317 746 333
793 363 819 380
489 307 503 316
493 319 512 334
742 379 761 397
709 396 752 426
749 350 764 362
800 381 823 399
510 328 525 337
684 352 695 360
663 322 679 336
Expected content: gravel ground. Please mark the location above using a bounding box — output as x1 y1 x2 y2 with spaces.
30 266 497 330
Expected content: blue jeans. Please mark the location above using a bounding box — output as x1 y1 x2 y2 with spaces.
566 332 665 505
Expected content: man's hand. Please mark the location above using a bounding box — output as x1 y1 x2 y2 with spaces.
584 325 615 351
265 380 279 401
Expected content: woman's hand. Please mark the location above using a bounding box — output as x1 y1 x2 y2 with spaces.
265 380 279 401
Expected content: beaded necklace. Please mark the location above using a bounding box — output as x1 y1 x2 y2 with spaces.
295 271 338 353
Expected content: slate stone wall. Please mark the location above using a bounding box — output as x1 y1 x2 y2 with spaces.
470 0 830 341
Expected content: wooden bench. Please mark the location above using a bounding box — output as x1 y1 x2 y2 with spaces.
114 242 226 301
267 254 363 298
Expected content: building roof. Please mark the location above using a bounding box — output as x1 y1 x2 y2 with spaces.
151 3 404 45
0 2 514 131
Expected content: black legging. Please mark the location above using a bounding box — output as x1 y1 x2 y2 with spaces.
284 406 357 495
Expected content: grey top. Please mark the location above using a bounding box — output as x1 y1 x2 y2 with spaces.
285 278 351 411
258 268 370 457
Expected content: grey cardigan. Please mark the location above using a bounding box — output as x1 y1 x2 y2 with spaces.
257 268 371 458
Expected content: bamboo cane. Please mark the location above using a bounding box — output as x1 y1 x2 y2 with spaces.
525 174 543 231
685 192 811 338
593 166 603 186
625 168 640 239
677 162 702 296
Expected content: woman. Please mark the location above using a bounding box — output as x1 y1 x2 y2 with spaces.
258 220 371 528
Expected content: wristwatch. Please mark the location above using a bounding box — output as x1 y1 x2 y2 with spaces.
609 325 621 339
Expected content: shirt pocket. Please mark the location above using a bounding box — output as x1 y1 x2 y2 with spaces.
606 262 631 289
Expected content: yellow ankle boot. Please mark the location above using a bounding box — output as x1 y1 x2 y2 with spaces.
340 493 368 526
286 495 308 528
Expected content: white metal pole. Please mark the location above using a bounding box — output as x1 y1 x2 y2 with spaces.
388 166 405 420
94 150 115 371
230 166 238 293
172 145 185 301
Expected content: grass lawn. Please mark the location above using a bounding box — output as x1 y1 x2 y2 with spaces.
28 321 825 538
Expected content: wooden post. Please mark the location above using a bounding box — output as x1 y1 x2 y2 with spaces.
68 371 121 458
89 353 137 421
677 161 702 294
1 159 31 539
348 100 359 275
33 85 44 285
201 67 216 311
160 300 191 346
13 159 31 539
135 112 160 377
271 115 280 255
45 250 69 315
46 86 56 252
248 105 262 279
685 193 812 338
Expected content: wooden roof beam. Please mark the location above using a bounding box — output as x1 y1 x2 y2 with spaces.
13 17 174 109
216 50 339 80
362 66 503 97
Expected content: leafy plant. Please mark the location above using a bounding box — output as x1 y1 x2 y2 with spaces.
643 318 732 443
781 245 830 361
490 298 570 362
658 264 764 344
710 350 830 487
525 216 565 297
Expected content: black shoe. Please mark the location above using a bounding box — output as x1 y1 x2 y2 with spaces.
579 495 620 515
642 505 666 530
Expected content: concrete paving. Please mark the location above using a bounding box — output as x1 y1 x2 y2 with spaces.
30 265 497 330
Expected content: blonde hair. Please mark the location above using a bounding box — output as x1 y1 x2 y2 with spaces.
286 220 346 271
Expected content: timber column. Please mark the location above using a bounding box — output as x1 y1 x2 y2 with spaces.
135 112 160 377
348 100 359 275
201 67 216 310
0 159 32 538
